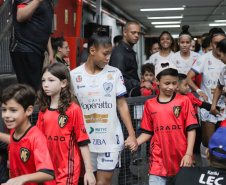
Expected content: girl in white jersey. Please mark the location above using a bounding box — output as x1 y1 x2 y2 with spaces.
148 31 174 66
187 27 226 166
171 25 200 75
70 28 137 185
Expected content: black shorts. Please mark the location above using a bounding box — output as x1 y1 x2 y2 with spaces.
11 52 44 91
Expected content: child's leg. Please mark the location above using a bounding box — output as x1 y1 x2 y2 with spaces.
149 174 167 185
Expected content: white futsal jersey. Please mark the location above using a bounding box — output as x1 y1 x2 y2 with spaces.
191 51 225 107
147 51 174 66
70 64 126 153
171 51 200 74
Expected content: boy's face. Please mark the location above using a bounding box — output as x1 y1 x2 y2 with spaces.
143 71 154 83
1 99 32 130
177 79 190 95
156 75 178 97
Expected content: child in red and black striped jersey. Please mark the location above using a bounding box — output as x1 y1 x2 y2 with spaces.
37 63 96 185
0 84 55 185
140 63 159 96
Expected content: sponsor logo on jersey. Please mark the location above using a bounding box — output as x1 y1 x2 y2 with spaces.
89 84 99 88
208 61 212 65
173 106 182 118
89 127 107 134
120 76 125 85
195 61 201 66
191 110 196 119
77 85 85 89
88 92 100 96
208 67 214 70
72 71 82 74
81 101 112 110
211 88 216 94
80 124 87 134
20 148 30 163
58 115 68 128
204 112 211 120
107 74 113 80
101 158 113 163
108 70 116 73
46 135 66 141
199 173 223 184
76 75 82 82
92 139 106 145
176 60 180 65
155 125 182 132
84 113 108 123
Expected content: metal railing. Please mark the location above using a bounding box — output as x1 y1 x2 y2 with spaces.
0 0 13 74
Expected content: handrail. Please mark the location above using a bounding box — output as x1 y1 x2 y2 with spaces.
0 16 12 43
0 0 11 18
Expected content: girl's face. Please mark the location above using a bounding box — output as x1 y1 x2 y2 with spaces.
160 33 172 49
150 43 160 54
190 41 195 51
218 49 226 64
42 71 66 97
156 75 178 97
211 35 226 56
91 44 112 69
178 36 191 53
58 41 70 58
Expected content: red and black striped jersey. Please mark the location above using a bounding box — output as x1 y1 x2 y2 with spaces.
37 102 90 185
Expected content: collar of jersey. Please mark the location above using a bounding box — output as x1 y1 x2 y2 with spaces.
157 92 176 104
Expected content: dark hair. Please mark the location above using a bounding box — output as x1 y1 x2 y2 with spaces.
88 28 112 53
217 38 226 54
150 38 159 49
202 37 211 49
201 33 209 38
156 68 178 81
37 63 73 115
179 25 192 39
113 35 123 44
209 148 226 166
124 21 140 31
2 84 36 111
51 37 66 55
209 27 225 41
159 31 174 50
141 63 155 75
178 73 187 86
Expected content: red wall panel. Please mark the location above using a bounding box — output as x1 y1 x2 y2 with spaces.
52 0 77 37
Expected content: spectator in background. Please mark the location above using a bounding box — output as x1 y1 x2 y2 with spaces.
51 37 70 69
201 37 212 53
0 142 9 184
198 33 209 55
110 21 152 97
145 38 160 64
190 40 196 51
80 43 89 65
10 0 54 91
113 35 123 49
173 122 226 185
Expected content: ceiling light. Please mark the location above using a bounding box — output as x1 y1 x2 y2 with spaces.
151 21 181 25
155 25 181 28
172 34 179 38
148 15 183 19
214 20 226 22
140 7 184 11
209 23 226 26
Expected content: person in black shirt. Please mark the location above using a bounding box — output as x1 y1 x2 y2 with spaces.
10 0 54 91
173 121 226 185
0 142 9 184
109 21 152 97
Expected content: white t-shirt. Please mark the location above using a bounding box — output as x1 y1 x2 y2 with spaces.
70 64 127 153
191 51 225 106
147 51 174 66
219 66 226 87
171 51 200 74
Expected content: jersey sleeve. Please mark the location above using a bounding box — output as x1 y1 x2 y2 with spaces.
183 97 199 132
188 92 203 107
115 70 127 98
218 67 226 87
140 101 154 135
72 105 90 146
191 56 205 75
17 0 32 8
33 130 55 177
36 111 45 134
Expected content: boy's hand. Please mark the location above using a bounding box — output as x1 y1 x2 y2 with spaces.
197 91 208 102
180 154 193 167
3 176 26 185
143 81 153 90
125 136 138 153
84 170 96 185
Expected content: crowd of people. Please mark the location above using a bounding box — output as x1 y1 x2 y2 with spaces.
1 1 226 185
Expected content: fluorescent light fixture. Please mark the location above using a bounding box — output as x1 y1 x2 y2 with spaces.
155 25 180 28
151 21 181 25
214 20 226 22
140 7 184 11
209 23 226 26
172 34 179 38
148 15 183 19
